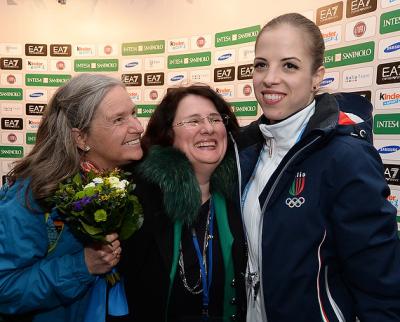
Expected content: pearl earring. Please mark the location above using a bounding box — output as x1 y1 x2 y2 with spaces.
83 145 90 152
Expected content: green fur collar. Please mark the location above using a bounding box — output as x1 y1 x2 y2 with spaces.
135 145 237 225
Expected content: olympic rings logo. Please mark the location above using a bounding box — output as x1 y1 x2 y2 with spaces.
285 197 305 208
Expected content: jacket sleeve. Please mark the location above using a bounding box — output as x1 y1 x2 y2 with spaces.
0 183 95 314
327 140 400 321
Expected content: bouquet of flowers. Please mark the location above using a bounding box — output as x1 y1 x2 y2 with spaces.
47 168 143 321
48 168 143 244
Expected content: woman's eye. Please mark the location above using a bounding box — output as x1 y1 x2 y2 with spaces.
254 62 267 69
284 62 298 70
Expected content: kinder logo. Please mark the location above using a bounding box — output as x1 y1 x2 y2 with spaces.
126 88 141 102
215 85 234 98
144 72 164 86
0 58 22 70
50 44 72 57
74 45 95 56
168 39 188 52
346 0 377 18
25 44 47 56
342 67 373 88
375 88 400 109
387 191 400 210
214 66 235 82
383 163 400 186
321 25 341 46
237 64 254 80
377 61 400 84
1 118 23 130
27 118 41 130
26 59 47 71
121 74 142 86
26 103 46 115
316 2 343 26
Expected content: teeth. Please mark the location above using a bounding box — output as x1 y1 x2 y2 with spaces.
195 141 215 148
264 94 284 100
124 138 140 145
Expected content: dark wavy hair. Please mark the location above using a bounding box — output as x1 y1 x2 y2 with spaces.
141 84 240 155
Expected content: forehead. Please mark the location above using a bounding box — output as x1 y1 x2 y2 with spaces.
95 85 133 118
175 94 218 118
256 24 311 57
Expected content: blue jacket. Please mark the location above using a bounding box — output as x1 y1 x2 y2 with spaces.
233 93 400 321
0 179 95 322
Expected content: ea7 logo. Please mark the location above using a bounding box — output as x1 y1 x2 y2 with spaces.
144 73 164 86
50 44 72 57
238 64 254 80
0 58 22 70
383 163 400 186
346 0 377 18
25 44 47 56
1 118 23 130
316 2 343 26
214 67 235 82
26 104 46 115
377 62 400 85
121 74 142 86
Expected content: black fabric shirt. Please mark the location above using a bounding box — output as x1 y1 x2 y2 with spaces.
168 199 225 322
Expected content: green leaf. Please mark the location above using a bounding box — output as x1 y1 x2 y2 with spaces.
80 220 103 235
72 173 82 186
94 209 108 222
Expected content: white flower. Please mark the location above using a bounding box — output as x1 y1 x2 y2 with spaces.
92 177 103 185
84 182 95 189
108 176 120 188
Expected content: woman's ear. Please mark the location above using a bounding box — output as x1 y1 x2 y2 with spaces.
312 65 326 91
71 128 87 151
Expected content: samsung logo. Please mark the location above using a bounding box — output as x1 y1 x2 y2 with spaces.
171 75 184 82
378 145 400 154
125 61 139 68
218 53 232 61
321 77 335 86
384 42 400 53
29 92 44 98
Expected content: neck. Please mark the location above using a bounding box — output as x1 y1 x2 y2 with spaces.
197 175 211 204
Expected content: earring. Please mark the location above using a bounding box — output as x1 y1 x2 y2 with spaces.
83 145 90 152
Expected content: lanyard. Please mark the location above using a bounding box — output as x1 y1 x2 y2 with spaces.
191 198 215 317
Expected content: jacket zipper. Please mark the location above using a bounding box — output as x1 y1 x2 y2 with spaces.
258 135 322 321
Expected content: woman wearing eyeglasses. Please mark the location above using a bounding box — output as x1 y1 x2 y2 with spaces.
112 85 247 322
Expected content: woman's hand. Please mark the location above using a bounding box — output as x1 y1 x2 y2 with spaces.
84 233 122 275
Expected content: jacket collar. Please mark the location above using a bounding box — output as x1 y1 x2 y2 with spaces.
135 145 236 226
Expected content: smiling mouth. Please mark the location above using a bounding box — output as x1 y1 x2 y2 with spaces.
124 138 140 146
263 93 285 104
194 141 216 148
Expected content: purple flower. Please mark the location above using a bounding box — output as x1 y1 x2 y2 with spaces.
72 195 95 211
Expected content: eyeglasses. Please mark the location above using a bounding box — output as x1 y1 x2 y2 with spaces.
173 113 229 128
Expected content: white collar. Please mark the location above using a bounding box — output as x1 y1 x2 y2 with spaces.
259 100 316 150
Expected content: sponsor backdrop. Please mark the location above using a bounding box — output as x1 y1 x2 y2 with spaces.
0 0 399 227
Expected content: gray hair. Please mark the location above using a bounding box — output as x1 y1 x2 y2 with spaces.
10 73 124 202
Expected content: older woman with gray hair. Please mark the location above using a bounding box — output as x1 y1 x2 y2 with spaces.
0 73 144 322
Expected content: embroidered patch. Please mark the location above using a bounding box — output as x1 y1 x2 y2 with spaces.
46 214 64 253
285 172 306 208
